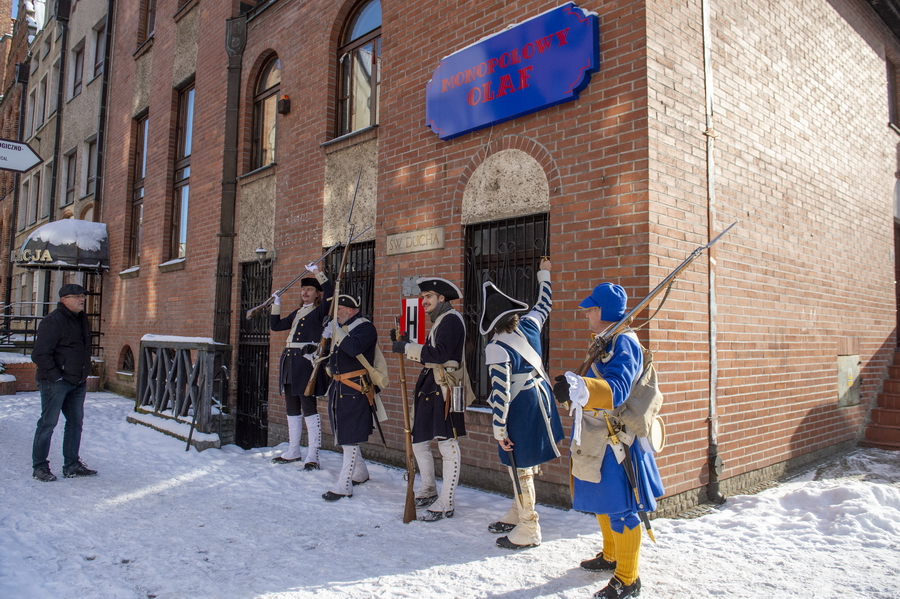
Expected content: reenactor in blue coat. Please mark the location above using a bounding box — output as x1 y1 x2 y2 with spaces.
269 263 332 470
321 295 377 501
554 283 665 599
391 277 469 522
481 259 564 549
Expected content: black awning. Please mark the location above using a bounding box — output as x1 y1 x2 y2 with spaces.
16 220 109 270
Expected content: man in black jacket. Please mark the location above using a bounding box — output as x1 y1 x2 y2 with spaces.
31 283 97 482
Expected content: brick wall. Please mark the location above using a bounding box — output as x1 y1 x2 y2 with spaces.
99 0 899 511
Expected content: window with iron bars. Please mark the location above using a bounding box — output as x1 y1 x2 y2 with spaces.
324 240 376 319
463 213 550 407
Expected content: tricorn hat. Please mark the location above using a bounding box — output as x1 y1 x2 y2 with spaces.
337 294 360 308
59 283 88 298
416 276 461 301
300 277 322 291
579 283 628 321
479 281 528 335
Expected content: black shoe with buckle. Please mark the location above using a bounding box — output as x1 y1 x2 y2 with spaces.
272 455 303 464
496 535 539 550
581 552 617 572
593 576 641 599
322 491 350 501
33 468 57 482
303 462 320 471
352 477 369 486
488 521 516 534
415 495 438 508
419 509 454 522
62 461 97 478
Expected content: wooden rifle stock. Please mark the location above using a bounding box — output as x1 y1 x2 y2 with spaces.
575 221 737 376
304 236 353 396
396 270 417 522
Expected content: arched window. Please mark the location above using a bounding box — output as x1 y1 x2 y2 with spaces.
251 56 281 170
337 0 381 136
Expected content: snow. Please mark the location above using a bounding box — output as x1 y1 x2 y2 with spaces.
26 220 108 252
1 390 898 599
140 334 225 345
0 352 34 364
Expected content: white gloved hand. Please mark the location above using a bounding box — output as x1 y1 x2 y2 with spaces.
322 320 333 339
306 262 319 274
272 292 281 306
303 351 317 365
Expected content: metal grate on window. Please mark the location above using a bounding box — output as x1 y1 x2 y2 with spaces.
463 213 550 406
325 240 376 319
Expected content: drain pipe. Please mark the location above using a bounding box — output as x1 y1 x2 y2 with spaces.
701 0 726 504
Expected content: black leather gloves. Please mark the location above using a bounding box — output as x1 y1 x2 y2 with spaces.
553 374 570 404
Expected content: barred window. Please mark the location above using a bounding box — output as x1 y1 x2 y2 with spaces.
324 240 375 318
463 214 550 406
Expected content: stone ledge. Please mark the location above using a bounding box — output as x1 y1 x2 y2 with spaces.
127 410 222 451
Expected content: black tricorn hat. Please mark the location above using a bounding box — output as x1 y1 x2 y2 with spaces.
337 294 360 308
416 276 461 301
479 281 528 335
300 277 322 291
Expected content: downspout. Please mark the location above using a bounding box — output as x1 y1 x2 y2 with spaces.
92 0 115 222
4 60 31 314
42 7 70 311
212 16 246 345
701 0 726 504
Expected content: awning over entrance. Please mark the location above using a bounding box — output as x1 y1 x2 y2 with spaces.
15 220 109 270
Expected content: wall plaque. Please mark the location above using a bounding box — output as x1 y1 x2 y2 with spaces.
387 227 445 256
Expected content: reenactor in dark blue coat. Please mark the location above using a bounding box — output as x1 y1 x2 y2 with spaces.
392 277 470 522
321 295 377 501
269 263 332 470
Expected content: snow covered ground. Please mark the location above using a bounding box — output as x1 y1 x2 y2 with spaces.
1 391 898 599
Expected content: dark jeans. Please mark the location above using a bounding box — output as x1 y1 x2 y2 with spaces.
32 379 87 471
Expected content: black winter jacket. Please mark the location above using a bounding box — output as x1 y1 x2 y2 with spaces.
31 302 93 385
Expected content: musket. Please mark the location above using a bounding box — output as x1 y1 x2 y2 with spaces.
397 266 417 523
604 412 656 543
507 446 526 509
245 242 339 320
304 166 363 397
574 221 737 376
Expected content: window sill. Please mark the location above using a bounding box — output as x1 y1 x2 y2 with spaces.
158 258 186 273
239 162 277 183
321 125 378 153
133 35 154 59
115 371 135 382
175 0 200 21
119 266 140 280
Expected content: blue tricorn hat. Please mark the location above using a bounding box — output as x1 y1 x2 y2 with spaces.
579 283 628 321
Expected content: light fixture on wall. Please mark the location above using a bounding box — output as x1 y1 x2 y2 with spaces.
255 243 275 269
277 94 291 115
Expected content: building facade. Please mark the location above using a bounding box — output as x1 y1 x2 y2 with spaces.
99 0 900 513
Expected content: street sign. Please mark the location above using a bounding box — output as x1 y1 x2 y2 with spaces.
0 138 42 173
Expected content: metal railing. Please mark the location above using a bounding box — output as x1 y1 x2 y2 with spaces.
0 302 102 356
136 337 230 435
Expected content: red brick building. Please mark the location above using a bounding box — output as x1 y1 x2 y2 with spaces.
101 0 900 513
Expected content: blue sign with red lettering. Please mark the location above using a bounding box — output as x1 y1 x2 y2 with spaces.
426 3 599 140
